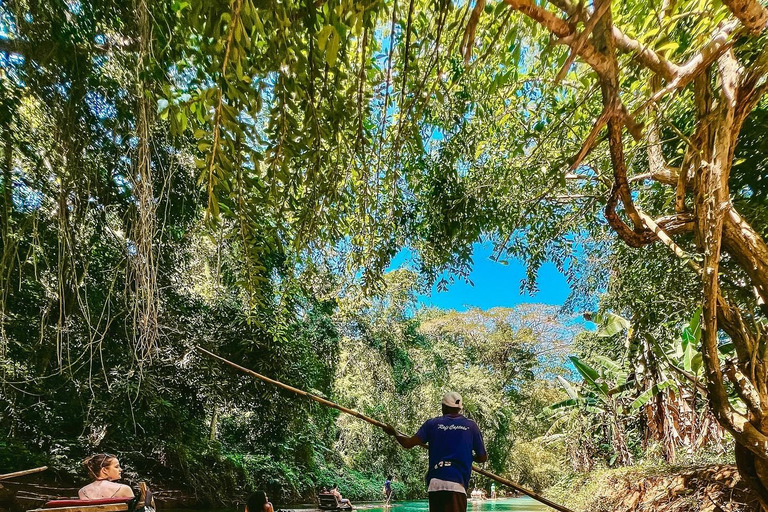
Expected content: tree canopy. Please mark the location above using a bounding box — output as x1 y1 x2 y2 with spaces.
2 0 768 507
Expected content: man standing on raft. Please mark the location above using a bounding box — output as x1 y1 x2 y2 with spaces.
384 392 487 512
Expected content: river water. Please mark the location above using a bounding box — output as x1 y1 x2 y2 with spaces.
298 498 549 512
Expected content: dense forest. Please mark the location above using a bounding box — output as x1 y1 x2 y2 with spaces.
1 0 768 510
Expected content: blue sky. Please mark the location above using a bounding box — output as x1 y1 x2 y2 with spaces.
389 242 571 311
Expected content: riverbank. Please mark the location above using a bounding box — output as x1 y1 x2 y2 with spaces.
547 463 761 511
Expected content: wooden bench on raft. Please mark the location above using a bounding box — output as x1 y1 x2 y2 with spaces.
28 483 155 512
317 493 352 511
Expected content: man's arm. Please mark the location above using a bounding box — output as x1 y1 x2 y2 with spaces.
382 423 427 449
472 423 487 463
394 433 425 449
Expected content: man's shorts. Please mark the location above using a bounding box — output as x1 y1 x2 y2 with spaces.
428 491 467 512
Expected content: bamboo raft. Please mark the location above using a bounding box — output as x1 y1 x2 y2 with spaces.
317 493 353 511
27 483 154 512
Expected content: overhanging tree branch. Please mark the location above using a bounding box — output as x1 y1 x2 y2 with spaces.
503 0 609 73
547 0 679 80
722 0 768 33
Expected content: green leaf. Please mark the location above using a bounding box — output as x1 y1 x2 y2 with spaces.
234 20 242 43
327 27 340 67
253 12 265 35
317 25 333 51
718 342 735 355
682 341 696 372
631 381 676 411
556 376 579 400
690 307 702 343
593 355 622 375
657 41 679 53
593 312 630 337
608 380 635 396
569 356 609 397
544 398 582 414
691 353 703 375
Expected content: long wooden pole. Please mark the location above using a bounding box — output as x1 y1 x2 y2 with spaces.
0 467 48 481
196 347 575 512
469 466 573 512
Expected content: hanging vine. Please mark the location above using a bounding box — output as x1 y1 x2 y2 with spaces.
129 0 160 364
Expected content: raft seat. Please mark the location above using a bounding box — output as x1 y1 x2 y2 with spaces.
28 484 157 512
27 498 133 512
45 499 134 508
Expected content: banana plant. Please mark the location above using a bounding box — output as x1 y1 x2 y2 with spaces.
644 307 735 399
582 308 728 464
544 355 635 466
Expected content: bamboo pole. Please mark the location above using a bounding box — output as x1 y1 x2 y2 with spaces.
195 347 575 512
470 466 573 512
196 347 394 430
0 467 48 480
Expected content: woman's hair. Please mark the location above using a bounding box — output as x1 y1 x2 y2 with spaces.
83 454 117 480
247 491 267 512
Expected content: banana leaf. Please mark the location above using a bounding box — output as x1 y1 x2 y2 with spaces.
630 380 677 411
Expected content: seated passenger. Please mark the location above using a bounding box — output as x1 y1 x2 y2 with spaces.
78 454 134 500
331 484 352 507
246 491 274 512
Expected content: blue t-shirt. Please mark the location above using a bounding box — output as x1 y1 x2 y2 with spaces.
415 414 486 490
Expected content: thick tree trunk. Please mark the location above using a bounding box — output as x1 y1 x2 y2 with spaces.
690 57 768 511
497 0 768 504
722 208 768 310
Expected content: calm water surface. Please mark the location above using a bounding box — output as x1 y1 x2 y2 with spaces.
307 498 548 512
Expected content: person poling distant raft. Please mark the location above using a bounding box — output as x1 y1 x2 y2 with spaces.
383 475 393 505
194 346 575 512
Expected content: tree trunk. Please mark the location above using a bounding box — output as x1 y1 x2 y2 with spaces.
209 404 219 441
689 56 768 511
1 127 10 242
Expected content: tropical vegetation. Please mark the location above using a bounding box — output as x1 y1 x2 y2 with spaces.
2 0 768 509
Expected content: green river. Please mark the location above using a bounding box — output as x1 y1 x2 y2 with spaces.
361 499 548 512
280 498 548 512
